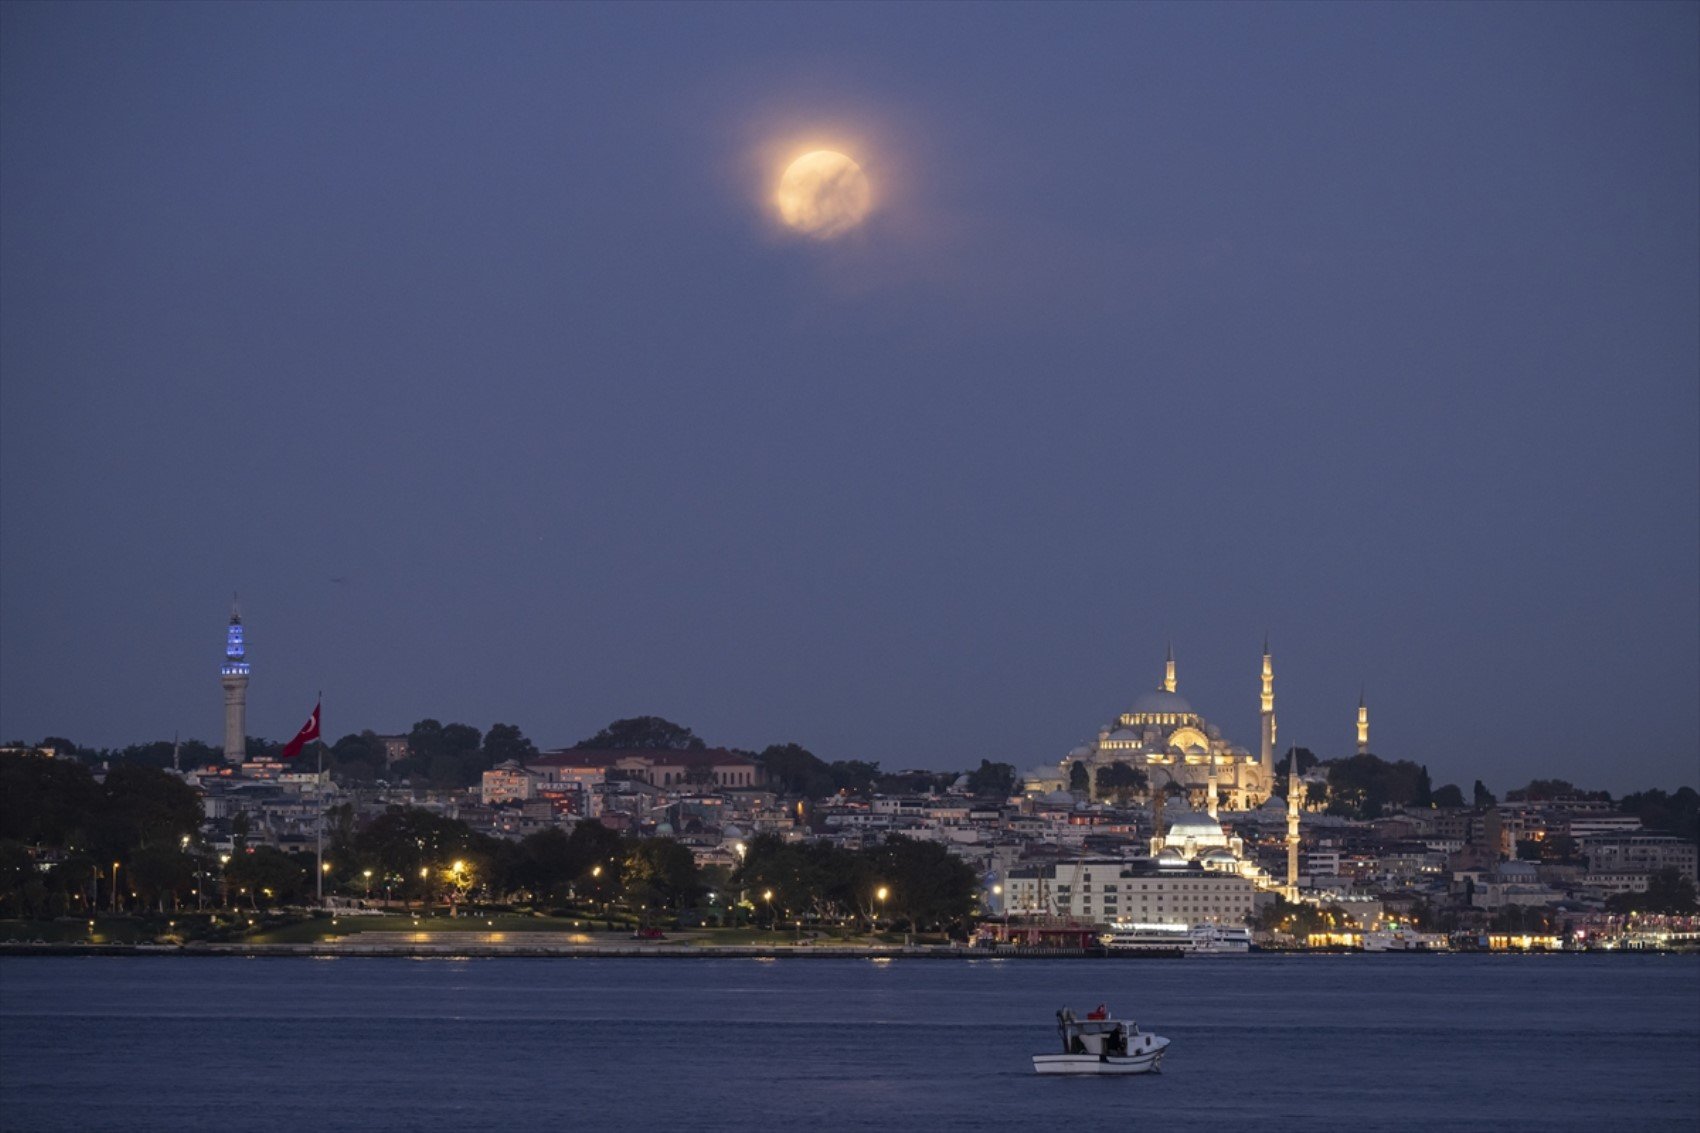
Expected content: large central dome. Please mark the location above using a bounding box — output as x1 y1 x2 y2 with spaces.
1130 688 1193 716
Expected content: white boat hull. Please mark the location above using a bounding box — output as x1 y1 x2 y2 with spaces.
1033 1050 1165 1075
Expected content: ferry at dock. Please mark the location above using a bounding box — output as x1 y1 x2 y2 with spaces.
1099 922 1253 954
1100 923 1191 954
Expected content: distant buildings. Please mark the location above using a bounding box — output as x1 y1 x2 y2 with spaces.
170 607 1693 947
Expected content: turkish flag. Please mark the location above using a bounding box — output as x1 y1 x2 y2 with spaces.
280 702 321 759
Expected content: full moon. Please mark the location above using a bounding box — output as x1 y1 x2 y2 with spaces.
775 150 872 238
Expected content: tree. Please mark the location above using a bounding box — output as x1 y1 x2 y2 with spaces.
1506 779 1609 803
1286 747 1321 775
0 756 101 848
829 761 880 795
574 717 705 751
1489 904 1552 933
965 760 1017 799
1473 780 1497 807
867 835 978 935
328 731 387 785
1068 761 1089 793
758 743 836 799
1323 755 1431 819
355 807 487 902
245 735 283 760
39 736 81 759
1432 783 1466 808
224 846 309 909
1618 788 1700 847
127 843 196 912
1607 867 1699 915
396 719 485 788
94 765 202 858
482 723 538 765
1093 761 1148 805
624 838 702 913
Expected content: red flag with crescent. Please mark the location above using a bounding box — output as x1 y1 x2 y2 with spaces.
280 702 321 759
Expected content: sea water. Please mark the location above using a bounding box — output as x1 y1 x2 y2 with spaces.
1 953 1696 1132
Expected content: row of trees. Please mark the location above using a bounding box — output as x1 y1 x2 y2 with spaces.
0 747 984 928
731 832 980 934
1 757 203 918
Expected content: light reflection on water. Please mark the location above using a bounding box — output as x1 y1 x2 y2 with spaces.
1 954 1696 1133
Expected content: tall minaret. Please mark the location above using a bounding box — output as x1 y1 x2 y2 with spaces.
1285 750 1303 902
220 601 250 764
1162 642 1177 694
1259 638 1275 783
1206 760 1220 820
1356 691 1370 756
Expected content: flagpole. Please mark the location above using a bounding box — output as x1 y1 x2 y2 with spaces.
315 692 324 908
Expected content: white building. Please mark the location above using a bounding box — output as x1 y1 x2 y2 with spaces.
1004 857 1255 926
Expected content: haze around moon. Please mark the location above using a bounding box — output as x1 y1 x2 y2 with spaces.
775 150 872 238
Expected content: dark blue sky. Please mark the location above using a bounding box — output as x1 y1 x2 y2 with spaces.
3 2 1695 793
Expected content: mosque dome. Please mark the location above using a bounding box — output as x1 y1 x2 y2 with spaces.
1106 727 1140 741
1166 813 1228 844
1130 689 1193 716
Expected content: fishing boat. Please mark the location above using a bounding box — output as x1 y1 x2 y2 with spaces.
1033 1005 1170 1075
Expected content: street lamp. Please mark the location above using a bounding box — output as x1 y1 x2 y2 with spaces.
764 889 774 930
875 885 888 934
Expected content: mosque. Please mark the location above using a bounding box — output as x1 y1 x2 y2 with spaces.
1032 642 1363 813
1014 642 1372 901
1052 644 1277 811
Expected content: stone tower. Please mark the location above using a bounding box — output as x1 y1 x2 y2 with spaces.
221 602 250 764
1163 642 1177 694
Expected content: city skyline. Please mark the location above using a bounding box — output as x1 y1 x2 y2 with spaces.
2 4 1695 794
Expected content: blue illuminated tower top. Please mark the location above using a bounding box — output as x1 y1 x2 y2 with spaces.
222 604 250 677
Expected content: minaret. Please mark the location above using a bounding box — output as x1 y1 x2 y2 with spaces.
1259 638 1275 784
1206 759 1219 819
1162 643 1177 694
1285 749 1303 902
1356 691 1370 756
220 601 250 764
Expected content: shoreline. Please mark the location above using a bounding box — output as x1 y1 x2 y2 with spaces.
3 941 1692 959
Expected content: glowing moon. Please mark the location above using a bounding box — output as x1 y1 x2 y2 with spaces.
775 150 872 238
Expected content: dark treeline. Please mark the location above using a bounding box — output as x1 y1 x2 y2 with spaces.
1 758 201 918
0 754 983 931
5 717 1024 800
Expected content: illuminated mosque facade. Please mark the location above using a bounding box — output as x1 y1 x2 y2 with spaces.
1053 642 1324 813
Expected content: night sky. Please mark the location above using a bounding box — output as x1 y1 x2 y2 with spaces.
2 2 1695 794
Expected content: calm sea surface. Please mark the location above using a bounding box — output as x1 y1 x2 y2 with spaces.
2 953 1696 1132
